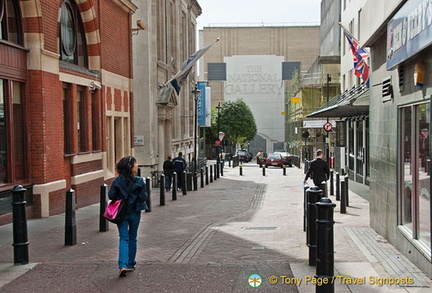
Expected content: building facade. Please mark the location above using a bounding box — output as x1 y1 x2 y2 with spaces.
132 0 201 178
0 0 136 223
361 0 431 277
199 25 320 155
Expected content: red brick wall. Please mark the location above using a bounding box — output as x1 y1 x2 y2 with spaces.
26 70 66 184
40 1 60 53
73 178 104 208
100 0 131 78
71 160 103 176
48 189 67 216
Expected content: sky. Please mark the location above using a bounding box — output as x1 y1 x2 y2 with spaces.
196 0 321 30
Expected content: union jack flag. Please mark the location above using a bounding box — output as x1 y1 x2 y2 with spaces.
343 29 370 86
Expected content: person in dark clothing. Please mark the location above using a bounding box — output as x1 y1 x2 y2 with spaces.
163 155 173 191
108 156 148 277
304 149 330 192
172 152 187 190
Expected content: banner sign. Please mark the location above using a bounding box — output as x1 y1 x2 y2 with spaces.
336 120 346 147
197 82 207 126
387 0 432 69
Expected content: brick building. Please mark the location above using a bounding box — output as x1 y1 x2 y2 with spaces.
0 0 137 223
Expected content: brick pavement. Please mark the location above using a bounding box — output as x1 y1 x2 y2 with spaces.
0 162 430 292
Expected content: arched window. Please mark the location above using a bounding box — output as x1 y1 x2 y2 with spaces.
0 0 23 45
60 0 88 68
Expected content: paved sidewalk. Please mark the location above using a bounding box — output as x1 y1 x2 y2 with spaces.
0 163 431 292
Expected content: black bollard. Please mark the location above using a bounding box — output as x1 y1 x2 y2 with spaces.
99 184 109 232
320 181 328 197
65 189 77 246
210 165 213 183
182 171 187 195
12 185 29 264
315 197 336 293
340 179 346 214
216 162 220 179
427 159 430 176
193 172 198 190
172 172 177 200
239 165 243 176
344 174 349 206
262 165 266 176
304 160 310 174
330 170 334 196
200 168 204 188
186 172 193 191
306 186 323 266
160 174 165 206
283 165 286 176
303 183 309 232
205 166 209 185
146 177 152 212
335 172 340 201
214 164 217 181
220 163 224 176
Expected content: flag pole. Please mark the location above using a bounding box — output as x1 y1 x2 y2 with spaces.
165 37 220 86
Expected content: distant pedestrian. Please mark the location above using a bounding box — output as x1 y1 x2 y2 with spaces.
163 155 173 191
256 150 264 166
108 156 148 277
220 151 226 167
172 152 187 190
304 149 330 192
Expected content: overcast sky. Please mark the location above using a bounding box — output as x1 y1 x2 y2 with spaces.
196 0 322 29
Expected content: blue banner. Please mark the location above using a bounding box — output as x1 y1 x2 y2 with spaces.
197 82 207 126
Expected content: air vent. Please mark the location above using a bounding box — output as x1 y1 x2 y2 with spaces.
398 65 404 92
382 76 393 102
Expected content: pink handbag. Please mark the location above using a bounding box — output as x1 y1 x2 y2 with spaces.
103 199 128 224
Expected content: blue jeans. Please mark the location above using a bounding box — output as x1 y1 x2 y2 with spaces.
117 211 141 269
164 173 172 190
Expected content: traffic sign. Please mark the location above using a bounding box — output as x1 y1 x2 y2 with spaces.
218 132 225 141
323 122 333 132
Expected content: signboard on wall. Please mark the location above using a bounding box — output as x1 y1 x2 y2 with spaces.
387 0 432 69
336 121 346 147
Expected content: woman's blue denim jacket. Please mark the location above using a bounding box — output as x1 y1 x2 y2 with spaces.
108 175 149 213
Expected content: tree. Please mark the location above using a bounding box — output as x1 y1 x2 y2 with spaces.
211 99 257 149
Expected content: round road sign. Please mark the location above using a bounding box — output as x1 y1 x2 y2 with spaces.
323 122 333 132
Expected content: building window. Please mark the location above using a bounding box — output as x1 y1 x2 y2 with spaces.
91 91 100 151
399 103 431 251
60 0 88 67
63 83 73 155
0 79 26 184
0 0 23 45
77 86 87 153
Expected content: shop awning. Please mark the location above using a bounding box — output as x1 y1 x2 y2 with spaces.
307 84 369 118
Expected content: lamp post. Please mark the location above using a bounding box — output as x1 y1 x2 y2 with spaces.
192 85 201 175
216 102 222 165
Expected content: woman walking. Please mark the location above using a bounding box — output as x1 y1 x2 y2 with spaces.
108 156 148 277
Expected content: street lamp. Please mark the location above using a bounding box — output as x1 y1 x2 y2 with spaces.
216 102 222 165
192 85 201 175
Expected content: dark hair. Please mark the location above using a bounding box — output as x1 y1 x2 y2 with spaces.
178 152 183 156
116 156 136 179
167 155 172 160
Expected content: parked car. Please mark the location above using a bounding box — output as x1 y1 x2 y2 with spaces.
274 151 293 167
265 153 284 168
236 149 252 162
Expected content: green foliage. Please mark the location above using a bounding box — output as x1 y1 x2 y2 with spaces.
210 99 257 148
